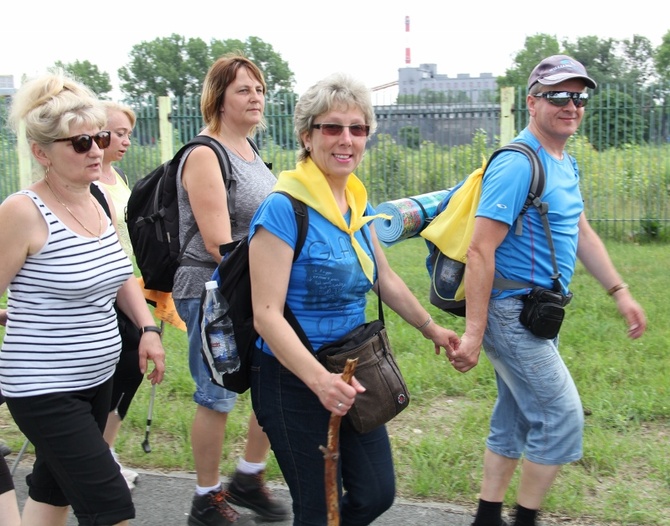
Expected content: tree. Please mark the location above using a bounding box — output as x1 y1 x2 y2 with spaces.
496 34 560 89
654 30 670 83
211 36 294 94
618 35 656 86
652 30 670 141
53 60 112 98
119 34 294 99
118 34 211 99
562 36 625 88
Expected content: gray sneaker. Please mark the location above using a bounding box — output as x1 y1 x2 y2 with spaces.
187 489 256 526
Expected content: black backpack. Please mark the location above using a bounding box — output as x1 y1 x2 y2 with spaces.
199 192 310 394
126 136 259 292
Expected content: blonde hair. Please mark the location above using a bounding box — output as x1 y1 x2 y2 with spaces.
9 69 106 147
102 100 136 129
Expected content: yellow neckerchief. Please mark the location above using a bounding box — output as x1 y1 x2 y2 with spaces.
273 157 389 283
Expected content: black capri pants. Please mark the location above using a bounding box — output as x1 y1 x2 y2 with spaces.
5 378 135 525
110 306 144 419
0 394 15 496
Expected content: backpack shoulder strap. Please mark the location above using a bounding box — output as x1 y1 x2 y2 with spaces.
246 137 272 170
494 142 545 216
184 136 270 229
274 191 308 261
486 142 546 216
90 183 112 219
489 142 562 291
271 191 311 350
113 166 128 185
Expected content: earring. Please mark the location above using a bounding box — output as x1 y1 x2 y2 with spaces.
45 165 50 178
306 146 311 153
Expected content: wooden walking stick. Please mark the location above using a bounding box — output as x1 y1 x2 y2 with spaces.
319 357 358 526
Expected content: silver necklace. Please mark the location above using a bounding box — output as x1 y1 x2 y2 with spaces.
229 143 251 160
44 176 103 243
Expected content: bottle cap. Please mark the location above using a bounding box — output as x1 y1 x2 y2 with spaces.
205 280 218 290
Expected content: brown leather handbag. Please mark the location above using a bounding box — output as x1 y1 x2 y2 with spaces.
316 297 410 434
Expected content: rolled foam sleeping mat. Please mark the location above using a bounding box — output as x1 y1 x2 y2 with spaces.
373 190 450 246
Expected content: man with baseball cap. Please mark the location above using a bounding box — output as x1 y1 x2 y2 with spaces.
448 55 647 526
528 54 597 89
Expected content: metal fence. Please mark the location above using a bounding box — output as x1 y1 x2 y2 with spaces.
1 84 668 241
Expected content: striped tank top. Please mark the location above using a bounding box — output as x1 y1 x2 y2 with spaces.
0 190 134 397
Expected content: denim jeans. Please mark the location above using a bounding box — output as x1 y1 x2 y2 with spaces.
482 297 584 465
251 349 395 526
175 297 237 413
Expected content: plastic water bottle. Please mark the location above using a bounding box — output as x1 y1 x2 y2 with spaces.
202 281 240 374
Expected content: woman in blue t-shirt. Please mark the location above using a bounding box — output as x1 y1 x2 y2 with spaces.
248 73 461 525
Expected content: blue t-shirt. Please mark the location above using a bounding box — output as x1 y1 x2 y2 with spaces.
249 193 376 354
476 129 584 296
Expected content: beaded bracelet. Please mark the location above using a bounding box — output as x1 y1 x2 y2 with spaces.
607 283 629 296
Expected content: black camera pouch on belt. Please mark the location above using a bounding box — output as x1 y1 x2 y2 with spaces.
519 286 572 339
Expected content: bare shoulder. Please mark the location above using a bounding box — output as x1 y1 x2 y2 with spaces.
0 192 40 222
0 192 48 252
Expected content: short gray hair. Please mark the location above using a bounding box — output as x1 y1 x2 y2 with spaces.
294 72 377 162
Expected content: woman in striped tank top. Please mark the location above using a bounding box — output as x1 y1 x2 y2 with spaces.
0 71 165 526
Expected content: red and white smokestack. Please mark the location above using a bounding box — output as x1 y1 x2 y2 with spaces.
405 15 411 64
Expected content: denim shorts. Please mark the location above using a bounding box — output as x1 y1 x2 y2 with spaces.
482 297 584 465
175 297 237 413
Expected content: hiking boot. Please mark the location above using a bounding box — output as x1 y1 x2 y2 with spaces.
226 470 290 522
471 521 509 526
187 489 255 526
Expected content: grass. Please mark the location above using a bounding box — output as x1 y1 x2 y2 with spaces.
1 238 668 525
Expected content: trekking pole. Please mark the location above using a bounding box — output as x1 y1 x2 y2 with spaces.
141 383 156 453
10 437 30 478
141 320 163 453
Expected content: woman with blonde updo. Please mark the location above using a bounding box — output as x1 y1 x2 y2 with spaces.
0 71 165 526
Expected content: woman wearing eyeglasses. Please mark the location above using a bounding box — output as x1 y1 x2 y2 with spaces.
247 73 460 525
98 101 144 491
0 70 165 526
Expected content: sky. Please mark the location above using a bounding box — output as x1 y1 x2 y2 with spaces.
2 0 668 101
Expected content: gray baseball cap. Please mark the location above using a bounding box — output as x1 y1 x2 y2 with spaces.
528 55 597 90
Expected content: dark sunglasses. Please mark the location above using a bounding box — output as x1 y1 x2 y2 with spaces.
532 91 589 108
53 131 111 153
312 123 370 137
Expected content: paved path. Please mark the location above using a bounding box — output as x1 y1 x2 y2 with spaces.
11 462 476 525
